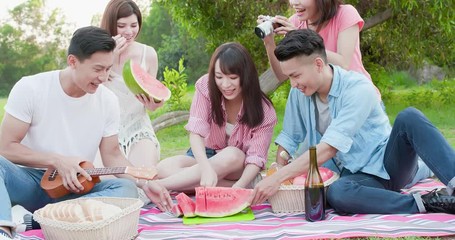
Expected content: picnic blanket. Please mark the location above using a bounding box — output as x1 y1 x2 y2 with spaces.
16 178 455 239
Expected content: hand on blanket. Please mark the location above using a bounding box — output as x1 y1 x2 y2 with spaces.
142 180 172 212
251 174 280 205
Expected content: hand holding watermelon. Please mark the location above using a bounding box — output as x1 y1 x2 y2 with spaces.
135 93 164 111
123 59 171 103
199 163 218 187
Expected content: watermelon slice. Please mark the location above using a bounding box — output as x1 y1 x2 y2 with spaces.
195 187 253 218
292 167 337 186
175 192 196 217
122 59 171 103
171 204 183 217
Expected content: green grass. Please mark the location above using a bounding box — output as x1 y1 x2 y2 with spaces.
1 85 454 165
154 98 455 166
0 98 6 121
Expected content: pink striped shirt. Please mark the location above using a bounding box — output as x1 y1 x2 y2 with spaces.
185 74 277 169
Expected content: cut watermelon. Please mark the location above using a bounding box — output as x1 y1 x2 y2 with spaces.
292 167 336 186
195 187 253 217
123 59 171 103
171 204 183 217
175 192 196 217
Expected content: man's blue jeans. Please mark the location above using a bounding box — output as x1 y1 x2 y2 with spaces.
0 157 138 229
327 107 455 214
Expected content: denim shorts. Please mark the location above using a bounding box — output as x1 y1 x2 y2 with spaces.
186 147 217 158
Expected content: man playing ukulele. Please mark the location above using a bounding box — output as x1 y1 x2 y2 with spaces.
0 26 172 240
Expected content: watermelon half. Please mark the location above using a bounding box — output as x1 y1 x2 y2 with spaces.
122 59 171 103
194 187 253 218
292 167 338 186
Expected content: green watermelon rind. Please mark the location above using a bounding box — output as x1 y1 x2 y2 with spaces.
194 187 253 218
122 59 171 102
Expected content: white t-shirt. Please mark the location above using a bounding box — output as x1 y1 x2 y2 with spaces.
4 70 120 162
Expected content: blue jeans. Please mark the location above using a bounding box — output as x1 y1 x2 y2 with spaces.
186 147 217 158
327 107 455 214
0 157 138 228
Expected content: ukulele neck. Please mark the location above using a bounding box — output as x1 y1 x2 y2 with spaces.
85 167 127 176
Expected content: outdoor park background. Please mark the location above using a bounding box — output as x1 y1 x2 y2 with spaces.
0 0 453 165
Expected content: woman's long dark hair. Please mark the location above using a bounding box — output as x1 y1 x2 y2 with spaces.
310 0 342 32
208 43 272 128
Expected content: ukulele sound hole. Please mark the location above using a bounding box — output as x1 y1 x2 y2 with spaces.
48 170 58 181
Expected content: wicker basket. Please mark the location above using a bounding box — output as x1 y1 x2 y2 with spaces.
33 197 142 240
268 173 339 213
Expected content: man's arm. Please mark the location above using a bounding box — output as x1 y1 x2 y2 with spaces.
99 134 136 179
99 135 173 211
251 142 337 205
0 113 91 192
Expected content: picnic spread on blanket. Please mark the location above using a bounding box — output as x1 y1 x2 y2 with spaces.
17 178 455 240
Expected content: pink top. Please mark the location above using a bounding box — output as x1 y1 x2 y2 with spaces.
185 74 277 169
289 4 371 80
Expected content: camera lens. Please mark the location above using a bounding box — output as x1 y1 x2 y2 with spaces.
255 21 273 39
255 27 266 38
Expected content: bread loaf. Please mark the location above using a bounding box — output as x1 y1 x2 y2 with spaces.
40 199 122 223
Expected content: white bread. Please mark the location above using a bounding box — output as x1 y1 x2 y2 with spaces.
40 199 122 223
80 199 122 222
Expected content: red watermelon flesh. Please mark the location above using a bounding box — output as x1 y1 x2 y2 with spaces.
123 59 171 102
292 167 335 185
171 204 183 217
175 192 196 217
195 187 253 217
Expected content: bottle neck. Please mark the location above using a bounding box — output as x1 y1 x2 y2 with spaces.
309 146 317 167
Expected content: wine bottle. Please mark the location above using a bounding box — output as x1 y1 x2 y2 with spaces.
304 146 326 221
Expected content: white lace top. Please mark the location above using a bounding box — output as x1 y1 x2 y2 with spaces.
104 44 160 156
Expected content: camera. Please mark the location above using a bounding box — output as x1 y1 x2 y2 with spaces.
255 16 281 39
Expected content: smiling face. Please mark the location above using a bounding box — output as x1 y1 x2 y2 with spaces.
116 14 139 43
280 55 324 96
214 59 242 102
68 51 114 96
289 0 319 23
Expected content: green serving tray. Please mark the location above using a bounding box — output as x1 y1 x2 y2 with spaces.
183 207 255 225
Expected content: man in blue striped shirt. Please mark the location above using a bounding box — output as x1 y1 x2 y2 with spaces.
251 29 455 215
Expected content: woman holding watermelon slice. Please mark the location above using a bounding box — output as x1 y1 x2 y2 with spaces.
99 0 162 204
150 42 277 196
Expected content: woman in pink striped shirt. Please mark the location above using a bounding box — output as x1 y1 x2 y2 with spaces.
153 42 277 195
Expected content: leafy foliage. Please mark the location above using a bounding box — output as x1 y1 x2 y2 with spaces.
160 0 290 73
353 0 454 72
160 0 453 77
0 0 69 96
139 2 210 83
162 57 190 111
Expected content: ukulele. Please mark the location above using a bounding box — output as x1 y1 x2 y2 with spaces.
41 161 157 198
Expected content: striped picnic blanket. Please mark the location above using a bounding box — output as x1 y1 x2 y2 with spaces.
17 178 455 239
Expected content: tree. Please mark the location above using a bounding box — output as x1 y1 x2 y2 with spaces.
0 0 69 96
139 1 210 83
161 0 454 93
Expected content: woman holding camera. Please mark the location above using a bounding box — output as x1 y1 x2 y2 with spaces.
257 0 433 187
258 0 371 82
